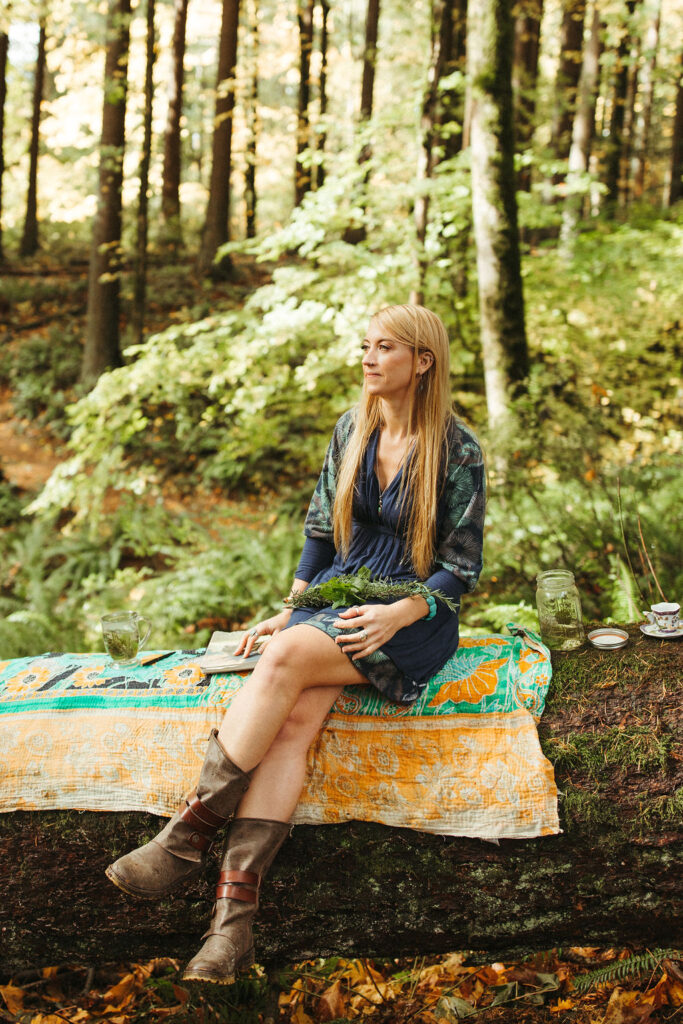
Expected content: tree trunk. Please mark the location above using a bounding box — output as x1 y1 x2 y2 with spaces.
603 1 636 211
315 0 329 188
80 0 132 385
360 0 380 126
512 0 543 191
343 0 381 244
436 0 469 300
19 17 47 258
295 0 314 206
468 0 528 434
559 0 601 253
667 49 683 206
438 0 467 162
629 1 661 199
412 0 449 305
1 626 680 973
244 0 258 237
197 0 240 278
550 0 586 161
618 40 640 208
133 0 156 347
160 0 189 250
0 30 8 265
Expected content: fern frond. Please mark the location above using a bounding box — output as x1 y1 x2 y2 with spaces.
608 554 642 623
573 948 681 994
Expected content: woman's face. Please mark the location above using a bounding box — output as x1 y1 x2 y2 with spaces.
361 321 417 403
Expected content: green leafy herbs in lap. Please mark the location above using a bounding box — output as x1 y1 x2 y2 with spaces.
287 566 460 614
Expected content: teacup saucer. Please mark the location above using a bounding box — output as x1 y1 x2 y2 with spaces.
639 622 683 640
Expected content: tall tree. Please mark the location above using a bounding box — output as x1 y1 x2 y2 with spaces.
550 0 586 159
668 49 683 206
604 1 637 209
81 0 132 384
560 1 601 252
160 0 189 249
314 0 330 188
512 0 543 191
629 0 661 198
438 0 467 162
413 0 450 305
197 0 240 277
244 0 258 237
468 0 528 434
0 29 8 265
618 36 640 207
19 15 47 257
133 0 156 346
359 0 380 154
343 0 381 243
295 0 314 205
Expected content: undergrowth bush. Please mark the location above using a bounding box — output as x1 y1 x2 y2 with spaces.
0 508 304 658
2 324 83 435
8 203 681 645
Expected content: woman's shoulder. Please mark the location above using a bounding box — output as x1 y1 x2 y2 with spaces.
330 408 358 447
445 415 484 465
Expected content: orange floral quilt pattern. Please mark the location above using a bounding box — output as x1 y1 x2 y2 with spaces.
0 625 559 839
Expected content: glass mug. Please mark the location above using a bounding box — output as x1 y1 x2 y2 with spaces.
101 611 152 665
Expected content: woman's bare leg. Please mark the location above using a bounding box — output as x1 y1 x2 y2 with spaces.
217 624 364 772
233 683 344 822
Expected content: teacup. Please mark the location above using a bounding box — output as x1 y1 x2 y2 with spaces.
101 611 152 664
645 602 680 633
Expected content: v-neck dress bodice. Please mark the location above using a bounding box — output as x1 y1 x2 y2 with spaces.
286 410 486 703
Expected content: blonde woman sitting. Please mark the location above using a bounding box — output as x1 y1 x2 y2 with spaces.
106 303 485 984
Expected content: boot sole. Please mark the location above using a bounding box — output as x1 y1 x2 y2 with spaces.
105 863 201 901
181 951 255 986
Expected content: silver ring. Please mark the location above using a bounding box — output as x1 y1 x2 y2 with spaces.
248 629 260 637
357 629 367 641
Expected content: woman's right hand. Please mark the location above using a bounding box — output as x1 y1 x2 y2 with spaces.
234 608 293 658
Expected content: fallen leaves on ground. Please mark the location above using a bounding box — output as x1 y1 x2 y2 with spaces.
1 948 682 1024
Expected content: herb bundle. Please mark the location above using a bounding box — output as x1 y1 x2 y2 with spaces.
286 566 460 614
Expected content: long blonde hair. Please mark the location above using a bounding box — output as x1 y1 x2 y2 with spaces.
333 304 455 578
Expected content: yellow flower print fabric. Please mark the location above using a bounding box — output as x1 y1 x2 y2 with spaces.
0 625 559 839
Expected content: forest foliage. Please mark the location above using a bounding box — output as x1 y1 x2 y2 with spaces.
0 0 681 659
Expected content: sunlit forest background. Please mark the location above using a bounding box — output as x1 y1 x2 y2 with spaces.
0 0 681 659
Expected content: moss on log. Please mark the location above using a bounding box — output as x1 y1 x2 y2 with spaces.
1 625 681 976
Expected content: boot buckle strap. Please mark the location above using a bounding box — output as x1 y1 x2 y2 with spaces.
180 790 228 830
219 868 260 887
215 882 258 903
179 803 217 837
188 831 213 852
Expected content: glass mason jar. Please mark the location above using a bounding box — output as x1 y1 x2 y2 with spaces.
535 570 585 650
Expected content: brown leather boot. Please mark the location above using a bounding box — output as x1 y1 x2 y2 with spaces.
105 730 250 900
181 817 290 985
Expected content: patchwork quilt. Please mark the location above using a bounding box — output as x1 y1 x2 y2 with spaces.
0 625 559 839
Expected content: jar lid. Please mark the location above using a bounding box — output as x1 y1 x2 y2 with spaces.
587 627 629 650
536 569 576 582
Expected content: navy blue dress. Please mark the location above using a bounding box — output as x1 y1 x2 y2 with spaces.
285 410 485 703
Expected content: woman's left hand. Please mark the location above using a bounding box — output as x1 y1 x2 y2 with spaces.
333 599 425 659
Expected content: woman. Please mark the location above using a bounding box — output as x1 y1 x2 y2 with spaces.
106 303 485 985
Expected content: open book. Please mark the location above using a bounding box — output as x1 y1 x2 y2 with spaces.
193 630 268 674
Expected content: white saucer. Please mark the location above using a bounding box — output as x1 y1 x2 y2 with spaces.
639 622 683 640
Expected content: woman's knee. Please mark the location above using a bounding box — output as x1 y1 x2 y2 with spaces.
251 631 304 697
270 688 339 754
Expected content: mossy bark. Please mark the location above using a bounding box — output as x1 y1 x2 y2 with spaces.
1 625 680 976
467 0 528 433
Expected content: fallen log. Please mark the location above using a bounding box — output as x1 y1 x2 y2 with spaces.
1 624 681 976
